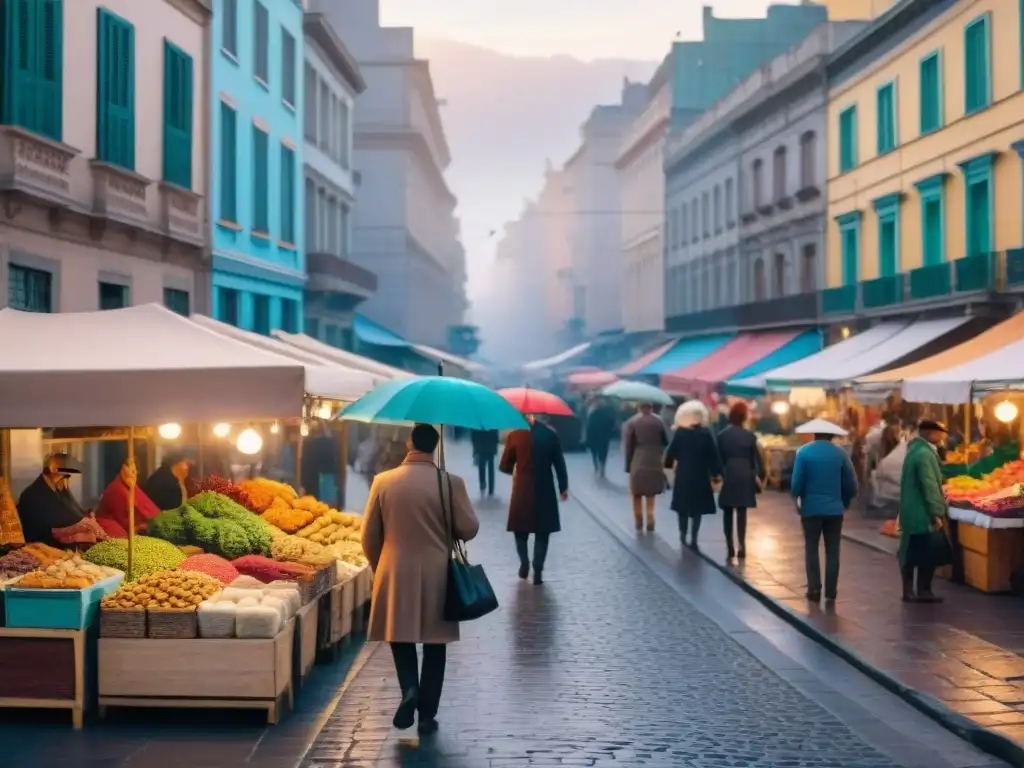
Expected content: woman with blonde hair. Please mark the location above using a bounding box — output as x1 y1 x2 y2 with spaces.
664 400 723 550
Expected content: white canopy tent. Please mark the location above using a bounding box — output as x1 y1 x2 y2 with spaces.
0 305 306 428
522 342 591 372
902 335 1024 404
271 330 411 382
190 315 375 401
411 342 485 375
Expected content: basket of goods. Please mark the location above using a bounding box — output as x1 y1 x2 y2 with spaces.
0 476 25 547
196 598 237 638
83 536 186 580
102 570 221 639
7 555 123 630
99 603 146 638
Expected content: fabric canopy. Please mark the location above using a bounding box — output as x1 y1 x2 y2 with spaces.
190 315 376 401
566 370 618 388
617 339 676 375
724 330 823 395
901 331 1024 403
410 342 485 374
353 314 409 347
271 330 411 381
522 342 591 371
0 304 306 428
634 334 733 376
659 331 800 397
856 312 1024 390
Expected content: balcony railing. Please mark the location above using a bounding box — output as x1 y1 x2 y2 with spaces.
306 252 378 293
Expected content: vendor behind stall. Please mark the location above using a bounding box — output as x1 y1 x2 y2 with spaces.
142 450 193 511
96 460 161 536
17 453 87 546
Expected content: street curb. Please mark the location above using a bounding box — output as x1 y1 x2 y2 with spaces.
692 549 1024 768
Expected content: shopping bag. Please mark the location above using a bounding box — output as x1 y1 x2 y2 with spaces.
925 528 954 568
437 470 498 622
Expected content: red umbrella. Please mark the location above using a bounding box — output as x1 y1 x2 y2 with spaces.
497 387 574 417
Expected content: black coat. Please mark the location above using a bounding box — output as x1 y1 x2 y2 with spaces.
500 422 568 534
585 406 616 449
716 425 764 510
664 426 722 518
470 429 499 458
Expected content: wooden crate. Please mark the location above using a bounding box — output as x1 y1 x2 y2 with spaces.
957 523 1024 593
0 628 85 728
97 620 294 724
293 601 318 685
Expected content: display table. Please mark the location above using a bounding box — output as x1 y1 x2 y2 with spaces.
948 507 1024 593
0 627 86 728
293 601 318 687
97 620 294 724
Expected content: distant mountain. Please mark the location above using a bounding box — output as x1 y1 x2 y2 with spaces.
416 38 658 309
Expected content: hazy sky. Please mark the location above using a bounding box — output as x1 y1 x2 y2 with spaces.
380 0 802 60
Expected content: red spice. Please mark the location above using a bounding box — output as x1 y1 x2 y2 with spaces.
189 475 262 513
179 553 240 585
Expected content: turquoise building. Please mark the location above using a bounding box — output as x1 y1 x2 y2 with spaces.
210 0 304 333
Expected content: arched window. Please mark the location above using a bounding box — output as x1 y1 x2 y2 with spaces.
773 146 787 201
752 159 764 208
753 258 766 301
773 252 787 297
800 131 816 188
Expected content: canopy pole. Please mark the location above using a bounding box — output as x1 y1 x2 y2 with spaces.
296 421 305 493
197 425 206 477
337 420 349 509
964 399 971 444
437 361 446 470
127 426 136 580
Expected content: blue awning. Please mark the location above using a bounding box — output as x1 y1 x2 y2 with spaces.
637 334 733 375
354 314 409 347
723 330 823 396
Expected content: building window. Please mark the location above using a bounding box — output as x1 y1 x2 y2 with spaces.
964 14 991 114
162 41 193 189
960 153 994 256
679 203 687 245
304 317 320 338
799 131 815 188
253 294 270 334
98 281 128 310
253 1 269 84
341 203 349 254
713 186 722 232
319 81 330 151
701 192 709 237
839 105 857 172
219 102 237 222
919 50 943 134
281 29 296 107
163 287 190 316
218 287 239 326
752 159 764 208
837 212 861 286
281 298 298 333
690 198 698 243
668 208 677 249
339 100 351 167
317 187 327 249
325 324 340 347
773 146 787 201
752 258 766 301
1 0 63 140
876 80 897 155
8 264 52 312
280 144 296 244
304 64 317 142
252 125 269 233
772 253 786 298
916 173 946 266
724 178 734 225
800 244 816 293
221 0 237 56
873 193 901 277
304 178 316 248
96 9 136 170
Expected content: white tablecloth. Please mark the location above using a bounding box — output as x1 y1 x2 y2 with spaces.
947 506 1024 529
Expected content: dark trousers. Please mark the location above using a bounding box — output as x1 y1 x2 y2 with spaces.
801 515 843 598
722 507 747 552
678 514 702 544
590 442 609 472
390 643 447 720
476 455 495 495
901 561 935 594
514 532 550 573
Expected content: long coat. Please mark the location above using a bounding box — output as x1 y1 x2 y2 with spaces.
664 425 722 517
361 453 480 644
716 425 764 510
624 412 668 496
585 405 616 451
500 422 568 534
897 437 947 567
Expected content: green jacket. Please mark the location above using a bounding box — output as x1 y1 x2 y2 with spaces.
899 437 947 537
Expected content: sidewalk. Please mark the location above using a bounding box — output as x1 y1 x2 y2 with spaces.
570 452 1024 755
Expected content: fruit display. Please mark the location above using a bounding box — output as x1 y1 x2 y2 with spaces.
84 536 187 580
945 441 988 465
0 549 40 578
944 460 1024 507
102 570 222 610
15 556 120 589
238 478 297 513
267 527 334 567
178 553 240 585
189 475 259 513
260 493 333 534
21 542 70 567
0 475 24 547
295 510 362 546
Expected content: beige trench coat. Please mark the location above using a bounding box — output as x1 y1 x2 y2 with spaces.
361 453 480 644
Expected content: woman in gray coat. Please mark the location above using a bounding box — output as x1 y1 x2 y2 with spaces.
623 403 668 532
717 402 765 559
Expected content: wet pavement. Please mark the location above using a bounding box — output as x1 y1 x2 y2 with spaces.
570 444 1024 755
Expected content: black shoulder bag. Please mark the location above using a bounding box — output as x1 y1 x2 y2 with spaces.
436 469 499 622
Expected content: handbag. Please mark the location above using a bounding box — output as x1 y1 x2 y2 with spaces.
436 469 499 622
924 527 954 568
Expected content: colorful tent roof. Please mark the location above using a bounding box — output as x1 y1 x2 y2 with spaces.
616 339 677 375
353 314 409 347
659 331 801 397
522 342 591 371
724 330 823 395
902 328 1024 403
635 334 734 376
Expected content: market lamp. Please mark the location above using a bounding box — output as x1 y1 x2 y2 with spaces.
994 400 1018 424
212 422 231 438
316 402 332 419
299 421 310 437
236 427 263 455
270 421 280 435
771 401 790 416
157 422 182 440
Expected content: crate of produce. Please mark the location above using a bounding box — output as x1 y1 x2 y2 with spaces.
147 608 198 639
5 574 123 630
100 607 146 638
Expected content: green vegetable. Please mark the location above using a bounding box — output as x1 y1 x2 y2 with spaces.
182 500 266 560
190 492 272 556
83 536 186 580
147 508 189 544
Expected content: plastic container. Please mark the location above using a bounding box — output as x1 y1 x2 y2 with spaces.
4 574 123 630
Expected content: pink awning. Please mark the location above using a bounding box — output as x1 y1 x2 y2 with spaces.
566 370 618 388
617 340 676 375
659 332 800 397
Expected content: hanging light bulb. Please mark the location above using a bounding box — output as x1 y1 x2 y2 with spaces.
994 400 1018 424
270 421 280 435
212 423 231 438
236 427 263 455
316 403 332 419
299 421 310 437
840 327 851 339
771 401 790 416
157 422 182 440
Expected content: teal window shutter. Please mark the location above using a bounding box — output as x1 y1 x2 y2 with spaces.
280 143 295 243
218 101 236 221
96 8 135 169
162 41 193 188
253 2 268 83
1 0 63 140
915 173 946 266
872 194 901 277
875 82 896 154
837 212 861 286
839 105 857 172
252 125 269 232
919 51 941 134
958 154 994 257
964 14 991 114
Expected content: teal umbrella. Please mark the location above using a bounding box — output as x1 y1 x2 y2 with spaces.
339 376 529 431
600 380 673 405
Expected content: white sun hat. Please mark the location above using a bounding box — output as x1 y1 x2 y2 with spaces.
794 418 848 437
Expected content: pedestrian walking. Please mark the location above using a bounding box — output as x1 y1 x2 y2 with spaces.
664 401 722 549
716 402 765 560
470 428 499 498
623 403 669 532
585 398 617 478
360 424 480 734
898 419 951 603
790 419 858 602
499 415 568 585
